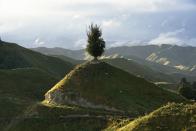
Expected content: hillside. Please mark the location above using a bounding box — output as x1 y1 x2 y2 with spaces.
0 41 74 78
31 44 196 76
105 58 196 92
31 47 85 60
105 44 196 73
0 68 59 130
5 101 123 131
104 58 176 83
145 45 196 71
0 41 76 130
50 55 84 65
114 103 196 131
45 61 184 115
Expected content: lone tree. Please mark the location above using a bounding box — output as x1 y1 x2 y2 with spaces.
86 24 105 60
178 78 196 100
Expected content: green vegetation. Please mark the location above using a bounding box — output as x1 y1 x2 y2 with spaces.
46 61 185 115
31 47 85 60
114 103 196 131
0 68 60 130
0 41 74 78
86 24 105 59
6 102 124 131
105 58 176 83
0 41 76 130
50 55 84 65
178 78 196 100
0 68 57 100
0 40 194 131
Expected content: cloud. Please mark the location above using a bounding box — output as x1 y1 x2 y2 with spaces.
148 29 185 45
102 20 121 28
1 0 195 18
33 38 45 46
188 38 196 46
0 0 196 48
0 22 23 33
74 39 86 49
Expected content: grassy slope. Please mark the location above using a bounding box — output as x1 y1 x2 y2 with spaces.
105 58 196 92
47 61 185 115
0 41 75 130
0 41 74 78
105 58 176 83
50 55 84 65
115 103 196 131
31 47 85 60
0 68 58 130
6 102 123 131
0 68 58 99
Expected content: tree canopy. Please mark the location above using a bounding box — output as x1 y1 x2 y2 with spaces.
86 24 105 60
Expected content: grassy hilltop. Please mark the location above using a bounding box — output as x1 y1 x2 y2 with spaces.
46 61 184 115
114 103 196 131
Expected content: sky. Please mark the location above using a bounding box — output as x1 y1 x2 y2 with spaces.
0 0 196 49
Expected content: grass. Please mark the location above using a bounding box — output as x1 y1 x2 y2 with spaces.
0 41 74 78
0 41 75 130
5 101 126 131
0 68 59 130
50 55 84 65
116 103 196 131
0 41 192 130
0 68 58 100
46 61 185 115
105 58 176 83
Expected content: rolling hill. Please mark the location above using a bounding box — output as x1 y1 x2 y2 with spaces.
104 58 196 92
45 61 184 115
50 55 84 65
4 101 122 131
105 44 196 73
32 44 196 72
104 58 176 83
0 68 59 130
4 61 187 131
0 41 194 130
31 47 85 60
0 41 75 130
31 44 196 77
0 41 74 78
114 103 196 131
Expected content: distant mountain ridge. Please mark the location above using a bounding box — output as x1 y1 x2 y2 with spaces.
31 47 85 60
105 44 196 71
31 44 196 76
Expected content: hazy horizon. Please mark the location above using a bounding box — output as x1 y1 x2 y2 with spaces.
1 0 196 49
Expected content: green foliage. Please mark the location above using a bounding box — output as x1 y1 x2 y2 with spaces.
115 103 196 131
192 81 196 90
86 24 105 59
179 85 195 100
178 78 196 100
